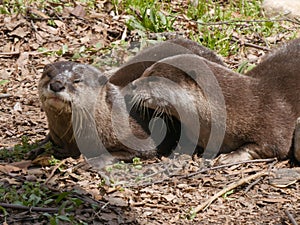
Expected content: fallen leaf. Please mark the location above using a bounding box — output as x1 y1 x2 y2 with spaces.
0 164 22 173
16 52 30 68
106 196 128 207
32 155 53 166
11 160 32 170
259 197 290 203
70 5 86 18
9 27 30 38
162 193 176 202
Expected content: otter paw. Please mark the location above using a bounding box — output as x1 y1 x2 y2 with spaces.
214 150 253 165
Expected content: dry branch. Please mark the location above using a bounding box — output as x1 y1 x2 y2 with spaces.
285 210 298 225
0 203 58 213
193 170 268 214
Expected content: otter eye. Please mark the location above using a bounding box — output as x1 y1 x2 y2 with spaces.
73 79 82 84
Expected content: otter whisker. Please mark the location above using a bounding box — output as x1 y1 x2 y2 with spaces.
72 105 83 140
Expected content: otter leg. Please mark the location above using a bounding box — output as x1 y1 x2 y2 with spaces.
294 117 300 162
26 134 53 159
215 143 266 165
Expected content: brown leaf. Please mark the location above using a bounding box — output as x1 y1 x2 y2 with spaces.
0 164 22 173
9 27 30 38
162 193 176 202
70 5 86 18
28 8 50 19
4 17 26 31
16 52 30 68
260 197 290 203
32 155 53 166
11 160 32 170
106 196 128 207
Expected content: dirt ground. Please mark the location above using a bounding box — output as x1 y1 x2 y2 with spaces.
0 1 300 224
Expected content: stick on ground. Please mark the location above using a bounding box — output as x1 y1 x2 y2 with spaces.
193 170 268 214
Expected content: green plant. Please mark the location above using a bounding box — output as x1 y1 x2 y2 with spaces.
0 80 9 85
113 0 175 32
0 136 38 162
132 157 142 169
127 7 176 32
1 182 88 224
222 189 234 199
237 61 256 74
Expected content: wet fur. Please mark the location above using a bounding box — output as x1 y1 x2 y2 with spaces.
39 39 224 160
129 39 300 164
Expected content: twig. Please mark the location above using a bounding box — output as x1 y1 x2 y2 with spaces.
182 158 276 179
30 20 43 40
0 50 54 57
241 42 270 51
0 94 12 99
45 159 67 184
174 15 300 26
23 16 74 21
0 203 58 213
0 52 20 56
285 210 298 225
194 18 291 26
126 158 276 188
231 36 270 51
244 177 263 193
193 170 268 213
131 202 178 210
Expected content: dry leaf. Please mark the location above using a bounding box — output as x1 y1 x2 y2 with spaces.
9 27 30 38
0 164 22 173
70 5 86 18
16 52 29 68
32 155 53 166
162 193 176 202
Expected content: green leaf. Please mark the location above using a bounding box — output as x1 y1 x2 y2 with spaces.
222 189 234 199
56 192 70 204
0 80 9 85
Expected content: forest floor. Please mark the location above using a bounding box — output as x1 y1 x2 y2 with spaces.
0 0 300 224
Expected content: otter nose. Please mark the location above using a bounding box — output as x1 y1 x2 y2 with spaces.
50 81 65 92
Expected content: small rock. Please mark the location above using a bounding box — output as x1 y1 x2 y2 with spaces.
262 0 300 18
13 102 22 112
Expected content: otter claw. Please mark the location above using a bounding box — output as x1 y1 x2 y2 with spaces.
215 151 254 165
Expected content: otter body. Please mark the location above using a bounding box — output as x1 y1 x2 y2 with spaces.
39 61 182 160
109 38 225 86
39 39 223 160
295 118 300 162
128 38 300 164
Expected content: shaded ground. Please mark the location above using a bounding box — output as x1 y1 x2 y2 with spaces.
0 1 300 224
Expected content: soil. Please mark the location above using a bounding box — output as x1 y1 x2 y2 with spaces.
0 1 299 224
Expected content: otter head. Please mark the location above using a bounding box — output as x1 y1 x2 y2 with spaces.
126 59 200 121
38 61 107 158
39 61 107 113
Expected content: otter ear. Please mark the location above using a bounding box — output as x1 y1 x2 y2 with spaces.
98 74 108 85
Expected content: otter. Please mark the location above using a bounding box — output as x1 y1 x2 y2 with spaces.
38 61 183 161
295 117 300 162
126 38 300 164
37 39 225 161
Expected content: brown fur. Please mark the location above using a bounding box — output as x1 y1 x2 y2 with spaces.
39 61 164 160
39 39 224 160
295 117 300 162
128 39 300 164
109 38 224 87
